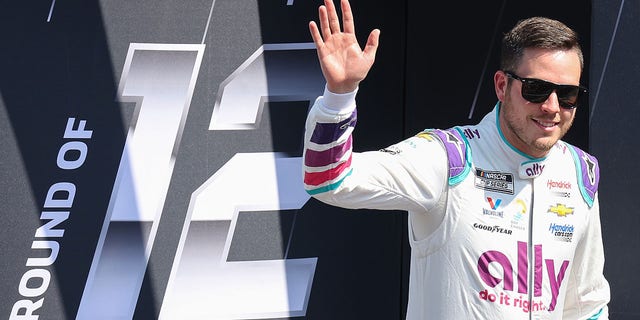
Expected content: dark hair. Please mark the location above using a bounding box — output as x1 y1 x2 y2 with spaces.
500 17 584 73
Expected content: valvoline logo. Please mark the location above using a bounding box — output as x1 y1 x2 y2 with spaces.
486 197 502 210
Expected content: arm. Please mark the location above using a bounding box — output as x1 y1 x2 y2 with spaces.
562 196 611 319
304 0 448 225
302 86 448 215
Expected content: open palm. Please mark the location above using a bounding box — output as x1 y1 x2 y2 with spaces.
309 0 380 94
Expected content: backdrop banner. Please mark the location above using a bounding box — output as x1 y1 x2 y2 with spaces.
0 1 636 319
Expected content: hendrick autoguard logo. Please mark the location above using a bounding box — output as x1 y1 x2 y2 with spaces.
76 43 324 319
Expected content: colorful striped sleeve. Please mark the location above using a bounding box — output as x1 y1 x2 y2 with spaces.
303 107 357 195
301 88 447 214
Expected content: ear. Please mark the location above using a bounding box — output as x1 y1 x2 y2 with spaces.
494 70 508 102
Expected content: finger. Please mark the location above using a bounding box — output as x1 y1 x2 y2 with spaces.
317 5 331 40
325 0 341 34
363 29 380 60
341 0 355 34
309 21 324 47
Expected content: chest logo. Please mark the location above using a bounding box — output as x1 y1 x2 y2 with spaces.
483 197 504 218
547 179 572 198
477 241 569 312
548 204 574 217
510 199 528 231
520 162 545 178
486 197 502 210
549 223 575 242
474 168 514 195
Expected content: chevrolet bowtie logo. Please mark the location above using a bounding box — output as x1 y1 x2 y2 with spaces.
548 204 574 217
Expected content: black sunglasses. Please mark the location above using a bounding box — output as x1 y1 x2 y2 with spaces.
504 71 587 109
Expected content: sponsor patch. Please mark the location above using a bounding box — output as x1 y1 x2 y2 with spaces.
547 179 572 198
475 168 514 195
549 223 574 242
548 203 574 217
415 131 436 142
473 223 513 235
519 162 545 179
379 145 402 155
510 199 528 231
483 197 504 218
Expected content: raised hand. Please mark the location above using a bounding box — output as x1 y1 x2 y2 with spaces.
309 0 380 94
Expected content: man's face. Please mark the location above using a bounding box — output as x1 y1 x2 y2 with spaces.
495 47 582 158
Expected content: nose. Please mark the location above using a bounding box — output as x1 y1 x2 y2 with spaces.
540 91 561 113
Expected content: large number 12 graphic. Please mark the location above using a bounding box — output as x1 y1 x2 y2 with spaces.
77 42 324 319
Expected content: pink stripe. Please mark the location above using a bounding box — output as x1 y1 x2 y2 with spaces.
304 136 352 167
304 155 352 186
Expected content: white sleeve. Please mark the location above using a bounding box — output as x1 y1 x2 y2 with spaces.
562 195 611 319
302 87 448 215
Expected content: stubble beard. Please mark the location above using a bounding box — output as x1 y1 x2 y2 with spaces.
502 100 573 156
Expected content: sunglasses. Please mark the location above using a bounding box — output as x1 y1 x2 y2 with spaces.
504 71 587 109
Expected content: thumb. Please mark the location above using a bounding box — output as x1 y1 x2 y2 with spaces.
363 29 380 61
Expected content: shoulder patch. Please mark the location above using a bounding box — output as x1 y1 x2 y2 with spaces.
423 127 472 185
566 143 599 207
415 131 437 142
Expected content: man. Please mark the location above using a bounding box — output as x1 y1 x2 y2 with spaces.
302 0 610 319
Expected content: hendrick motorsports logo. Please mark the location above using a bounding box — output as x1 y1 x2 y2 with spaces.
547 179 572 198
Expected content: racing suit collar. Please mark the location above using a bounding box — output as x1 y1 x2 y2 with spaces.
492 102 550 179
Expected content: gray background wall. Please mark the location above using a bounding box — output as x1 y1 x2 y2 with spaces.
0 0 637 319
590 1 640 319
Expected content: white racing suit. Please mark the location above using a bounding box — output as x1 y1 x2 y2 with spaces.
302 88 610 320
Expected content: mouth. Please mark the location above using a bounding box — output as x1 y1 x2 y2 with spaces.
532 118 559 130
